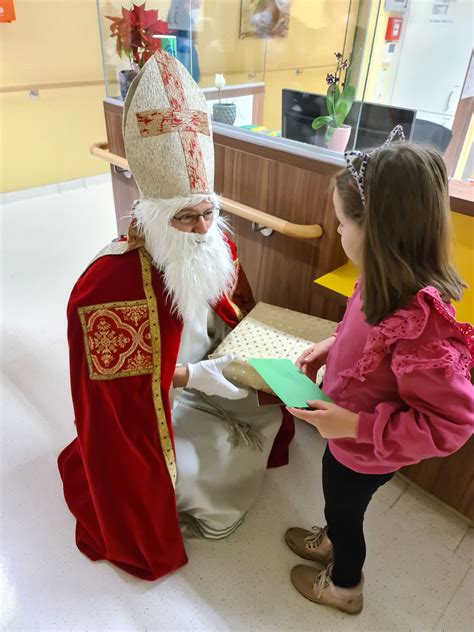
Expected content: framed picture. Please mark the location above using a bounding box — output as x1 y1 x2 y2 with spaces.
239 0 292 39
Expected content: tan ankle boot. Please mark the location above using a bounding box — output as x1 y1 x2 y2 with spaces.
285 525 333 564
291 562 363 615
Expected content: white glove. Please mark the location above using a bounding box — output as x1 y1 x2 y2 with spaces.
186 354 248 400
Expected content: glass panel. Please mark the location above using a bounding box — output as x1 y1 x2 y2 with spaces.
272 0 473 160
356 0 473 158
196 0 267 89
196 1 268 128
96 0 473 170
229 0 362 146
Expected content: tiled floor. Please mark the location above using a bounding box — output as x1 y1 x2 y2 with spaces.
1 177 472 631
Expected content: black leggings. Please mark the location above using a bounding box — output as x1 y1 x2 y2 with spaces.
322 446 395 588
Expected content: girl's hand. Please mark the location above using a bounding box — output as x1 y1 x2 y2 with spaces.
288 400 358 439
295 336 336 382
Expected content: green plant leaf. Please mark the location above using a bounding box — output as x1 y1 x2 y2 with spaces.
311 115 333 130
334 101 350 127
341 84 355 104
324 126 336 145
334 85 355 127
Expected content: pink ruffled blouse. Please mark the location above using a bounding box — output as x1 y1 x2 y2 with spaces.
323 283 474 474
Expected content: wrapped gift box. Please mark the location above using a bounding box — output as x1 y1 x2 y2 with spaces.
210 302 337 394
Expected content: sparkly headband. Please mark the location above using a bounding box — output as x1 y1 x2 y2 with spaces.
343 124 406 206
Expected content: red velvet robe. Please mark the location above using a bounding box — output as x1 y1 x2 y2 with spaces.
58 236 294 581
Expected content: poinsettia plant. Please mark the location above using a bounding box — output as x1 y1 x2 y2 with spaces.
106 3 169 70
312 52 355 145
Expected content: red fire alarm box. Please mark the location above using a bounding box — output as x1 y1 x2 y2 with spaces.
0 0 16 23
385 17 402 41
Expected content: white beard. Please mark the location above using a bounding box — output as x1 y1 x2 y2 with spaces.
132 195 235 322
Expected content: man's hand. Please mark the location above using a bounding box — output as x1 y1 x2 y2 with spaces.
295 336 336 382
287 400 358 439
186 354 248 400
173 365 190 388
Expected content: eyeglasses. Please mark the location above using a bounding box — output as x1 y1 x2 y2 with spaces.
173 207 220 226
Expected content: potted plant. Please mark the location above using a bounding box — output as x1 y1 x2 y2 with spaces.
311 52 355 152
212 74 237 125
106 3 169 99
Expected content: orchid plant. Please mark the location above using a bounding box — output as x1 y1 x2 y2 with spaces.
312 52 355 145
106 3 169 71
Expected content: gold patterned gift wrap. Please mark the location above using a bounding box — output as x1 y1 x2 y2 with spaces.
209 302 337 394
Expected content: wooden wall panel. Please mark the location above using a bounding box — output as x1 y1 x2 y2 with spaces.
104 100 139 235
213 140 347 318
401 438 474 522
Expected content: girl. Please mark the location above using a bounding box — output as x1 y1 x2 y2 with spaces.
286 130 473 615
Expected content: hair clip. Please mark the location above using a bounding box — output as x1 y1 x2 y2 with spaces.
343 150 370 206
343 124 406 206
381 124 405 147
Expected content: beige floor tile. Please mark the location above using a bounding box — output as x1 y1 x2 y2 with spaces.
363 509 471 630
390 484 470 552
435 567 474 632
372 473 409 508
455 527 474 568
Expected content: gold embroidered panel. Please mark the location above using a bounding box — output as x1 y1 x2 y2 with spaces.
78 300 153 380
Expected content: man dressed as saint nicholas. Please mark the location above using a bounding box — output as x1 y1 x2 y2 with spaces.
58 49 294 581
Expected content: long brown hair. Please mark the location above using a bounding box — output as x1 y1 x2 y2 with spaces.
335 142 465 325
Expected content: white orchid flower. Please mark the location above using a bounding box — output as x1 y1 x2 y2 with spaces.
214 73 226 90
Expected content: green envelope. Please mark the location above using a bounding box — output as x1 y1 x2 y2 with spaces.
248 358 333 408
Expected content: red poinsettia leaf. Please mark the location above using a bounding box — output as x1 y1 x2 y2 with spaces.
142 29 154 42
122 7 132 23
131 4 145 25
115 22 131 49
142 10 159 28
106 4 171 64
145 19 160 33
105 16 120 35
156 19 169 35
148 38 161 53
131 30 142 49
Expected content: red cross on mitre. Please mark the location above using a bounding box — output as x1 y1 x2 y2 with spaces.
136 108 210 138
134 50 211 194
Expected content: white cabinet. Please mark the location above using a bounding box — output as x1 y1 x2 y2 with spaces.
414 110 453 130
389 0 473 122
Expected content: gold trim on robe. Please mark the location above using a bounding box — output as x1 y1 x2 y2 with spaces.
139 247 177 488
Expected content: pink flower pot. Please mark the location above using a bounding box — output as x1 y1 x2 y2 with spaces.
326 125 352 152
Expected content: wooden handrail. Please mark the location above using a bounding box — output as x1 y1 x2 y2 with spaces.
0 80 106 94
92 142 130 171
90 142 323 239
220 198 322 239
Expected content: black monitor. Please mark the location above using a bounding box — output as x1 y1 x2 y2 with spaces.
281 89 416 151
